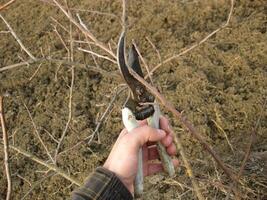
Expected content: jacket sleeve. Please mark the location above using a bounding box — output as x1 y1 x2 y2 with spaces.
72 167 133 200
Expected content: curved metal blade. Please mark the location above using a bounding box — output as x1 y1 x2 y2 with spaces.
128 44 144 78
117 31 145 101
117 31 133 85
117 31 155 109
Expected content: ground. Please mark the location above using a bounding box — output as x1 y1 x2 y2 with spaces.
0 0 266 199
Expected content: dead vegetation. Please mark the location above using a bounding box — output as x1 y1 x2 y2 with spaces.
0 0 266 199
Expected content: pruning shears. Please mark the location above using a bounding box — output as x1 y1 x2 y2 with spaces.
117 31 175 197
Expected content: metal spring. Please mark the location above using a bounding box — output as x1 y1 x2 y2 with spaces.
134 105 155 120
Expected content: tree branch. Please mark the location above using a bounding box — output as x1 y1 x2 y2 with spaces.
0 96 12 200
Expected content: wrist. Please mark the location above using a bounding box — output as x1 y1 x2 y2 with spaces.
72 167 133 199
103 164 133 194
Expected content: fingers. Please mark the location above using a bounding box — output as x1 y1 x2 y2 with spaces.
146 159 179 176
147 117 174 148
147 143 176 160
146 116 177 161
166 144 176 155
161 135 173 147
129 125 166 147
117 117 175 155
159 116 173 136
121 115 177 159
159 116 177 156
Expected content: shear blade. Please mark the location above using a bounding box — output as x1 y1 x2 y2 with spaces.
128 44 144 78
117 31 155 106
117 31 143 86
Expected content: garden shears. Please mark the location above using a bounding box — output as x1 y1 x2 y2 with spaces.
117 31 175 197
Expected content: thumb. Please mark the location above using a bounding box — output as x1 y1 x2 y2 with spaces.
129 125 166 147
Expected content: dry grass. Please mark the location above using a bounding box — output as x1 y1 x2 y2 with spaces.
0 0 266 199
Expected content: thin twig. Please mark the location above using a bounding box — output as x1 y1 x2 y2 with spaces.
211 119 234 153
68 3 74 62
178 189 193 199
147 0 234 77
58 85 127 156
0 96 12 200
0 31 10 34
228 99 267 200
76 13 100 68
23 102 54 163
0 0 16 11
76 13 89 31
40 0 119 19
0 60 32 72
128 67 237 183
87 43 101 68
132 41 154 85
203 179 231 196
225 130 255 200
16 174 31 186
0 58 120 79
52 0 116 59
53 25 70 54
50 17 69 33
78 47 117 64
29 64 42 81
0 142 82 186
122 0 128 32
145 36 162 64
76 12 118 67
54 6 75 161
42 128 59 144
237 132 255 179
87 86 126 144
72 40 94 44
163 179 193 191
0 14 36 60
237 98 266 179
21 172 56 200
174 133 204 200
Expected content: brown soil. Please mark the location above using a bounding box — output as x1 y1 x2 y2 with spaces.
0 0 266 199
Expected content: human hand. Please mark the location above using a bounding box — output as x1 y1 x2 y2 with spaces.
103 116 179 194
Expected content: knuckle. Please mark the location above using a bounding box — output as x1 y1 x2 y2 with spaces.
161 115 168 123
